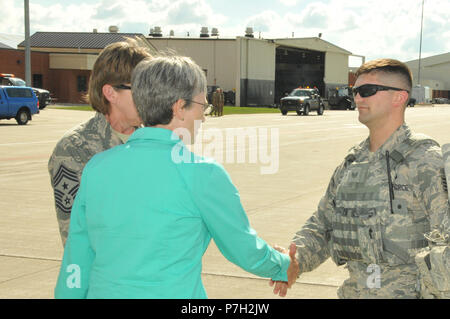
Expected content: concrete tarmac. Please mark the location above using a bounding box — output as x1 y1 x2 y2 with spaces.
1 105 449 299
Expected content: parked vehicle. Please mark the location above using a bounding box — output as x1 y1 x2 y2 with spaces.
0 73 51 109
280 88 324 116
224 90 235 105
433 97 449 104
328 86 355 110
0 85 39 125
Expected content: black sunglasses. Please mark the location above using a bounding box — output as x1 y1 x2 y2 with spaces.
113 84 131 90
352 84 409 98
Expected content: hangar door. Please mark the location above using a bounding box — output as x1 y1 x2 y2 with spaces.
275 46 325 105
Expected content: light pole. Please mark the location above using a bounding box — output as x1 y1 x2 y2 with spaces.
24 0 31 86
417 0 424 87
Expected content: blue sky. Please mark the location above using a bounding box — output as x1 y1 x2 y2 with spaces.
2 0 450 65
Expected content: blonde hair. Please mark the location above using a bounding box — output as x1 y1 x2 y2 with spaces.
87 38 153 114
355 58 413 91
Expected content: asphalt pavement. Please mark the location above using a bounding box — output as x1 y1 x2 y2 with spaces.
1 105 449 299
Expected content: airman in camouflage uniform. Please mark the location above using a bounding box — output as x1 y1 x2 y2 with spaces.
287 59 449 298
211 88 224 117
414 143 450 298
48 39 152 246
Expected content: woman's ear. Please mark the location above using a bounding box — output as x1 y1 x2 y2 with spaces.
172 99 186 121
102 84 117 104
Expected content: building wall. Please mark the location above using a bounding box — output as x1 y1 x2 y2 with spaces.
48 69 91 104
238 37 276 106
324 51 350 97
147 36 351 106
0 48 50 89
2 36 354 105
0 48 93 104
406 55 450 91
348 72 357 86
50 53 98 70
147 38 237 91
410 64 450 91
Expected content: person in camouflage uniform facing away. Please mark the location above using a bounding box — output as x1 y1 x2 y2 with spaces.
272 59 449 298
414 143 450 298
48 39 152 246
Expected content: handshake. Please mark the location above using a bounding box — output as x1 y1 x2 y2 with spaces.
270 243 300 297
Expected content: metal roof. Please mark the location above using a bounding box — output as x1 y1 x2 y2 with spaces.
0 42 14 49
273 37 352 55
17 32 145 49
0 33 24 49
405 52 450 67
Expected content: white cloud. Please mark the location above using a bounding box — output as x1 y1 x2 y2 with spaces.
2 0 449 62
329 0 450 62
278 0 300 6
1 0 228 36
245 11 281 33
280 0 450 62
1 0 24 34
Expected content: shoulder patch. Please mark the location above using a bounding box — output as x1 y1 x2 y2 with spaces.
53 164 80 214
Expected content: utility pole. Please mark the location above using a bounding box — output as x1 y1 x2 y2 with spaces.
24 0 31 86
417 0 424 86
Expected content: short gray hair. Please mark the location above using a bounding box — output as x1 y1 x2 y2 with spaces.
131 55 207 126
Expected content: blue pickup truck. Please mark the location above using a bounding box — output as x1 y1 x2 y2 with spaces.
0 86 39 125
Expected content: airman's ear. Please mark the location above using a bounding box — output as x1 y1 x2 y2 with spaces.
393 90 409 108
102 84 118 104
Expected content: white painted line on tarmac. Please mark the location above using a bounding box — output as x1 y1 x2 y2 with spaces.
0 140 57 147
343 124 365 128
202 120 359 131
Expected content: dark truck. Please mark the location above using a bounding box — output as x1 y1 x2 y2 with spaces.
279 88 324 116
0 85 39 125
328 86 355 110
0 73 51 109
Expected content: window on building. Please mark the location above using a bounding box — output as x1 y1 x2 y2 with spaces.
33 74 43 88
77 76 87 92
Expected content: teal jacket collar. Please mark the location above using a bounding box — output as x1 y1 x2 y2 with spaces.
128 127 182 145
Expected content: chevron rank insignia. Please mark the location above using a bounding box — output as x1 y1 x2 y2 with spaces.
53 164 80 214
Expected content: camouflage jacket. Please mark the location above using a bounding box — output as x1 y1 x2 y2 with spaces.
48 112 124 246
292 123 449 298
414 143 450 299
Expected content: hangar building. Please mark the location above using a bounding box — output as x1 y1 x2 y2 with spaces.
147 28 353 106
1 28 354 105
405 52 450 99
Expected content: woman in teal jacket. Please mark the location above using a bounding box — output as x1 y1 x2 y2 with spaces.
54 55 297 299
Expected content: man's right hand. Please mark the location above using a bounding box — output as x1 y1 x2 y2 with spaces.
270 243 299 297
